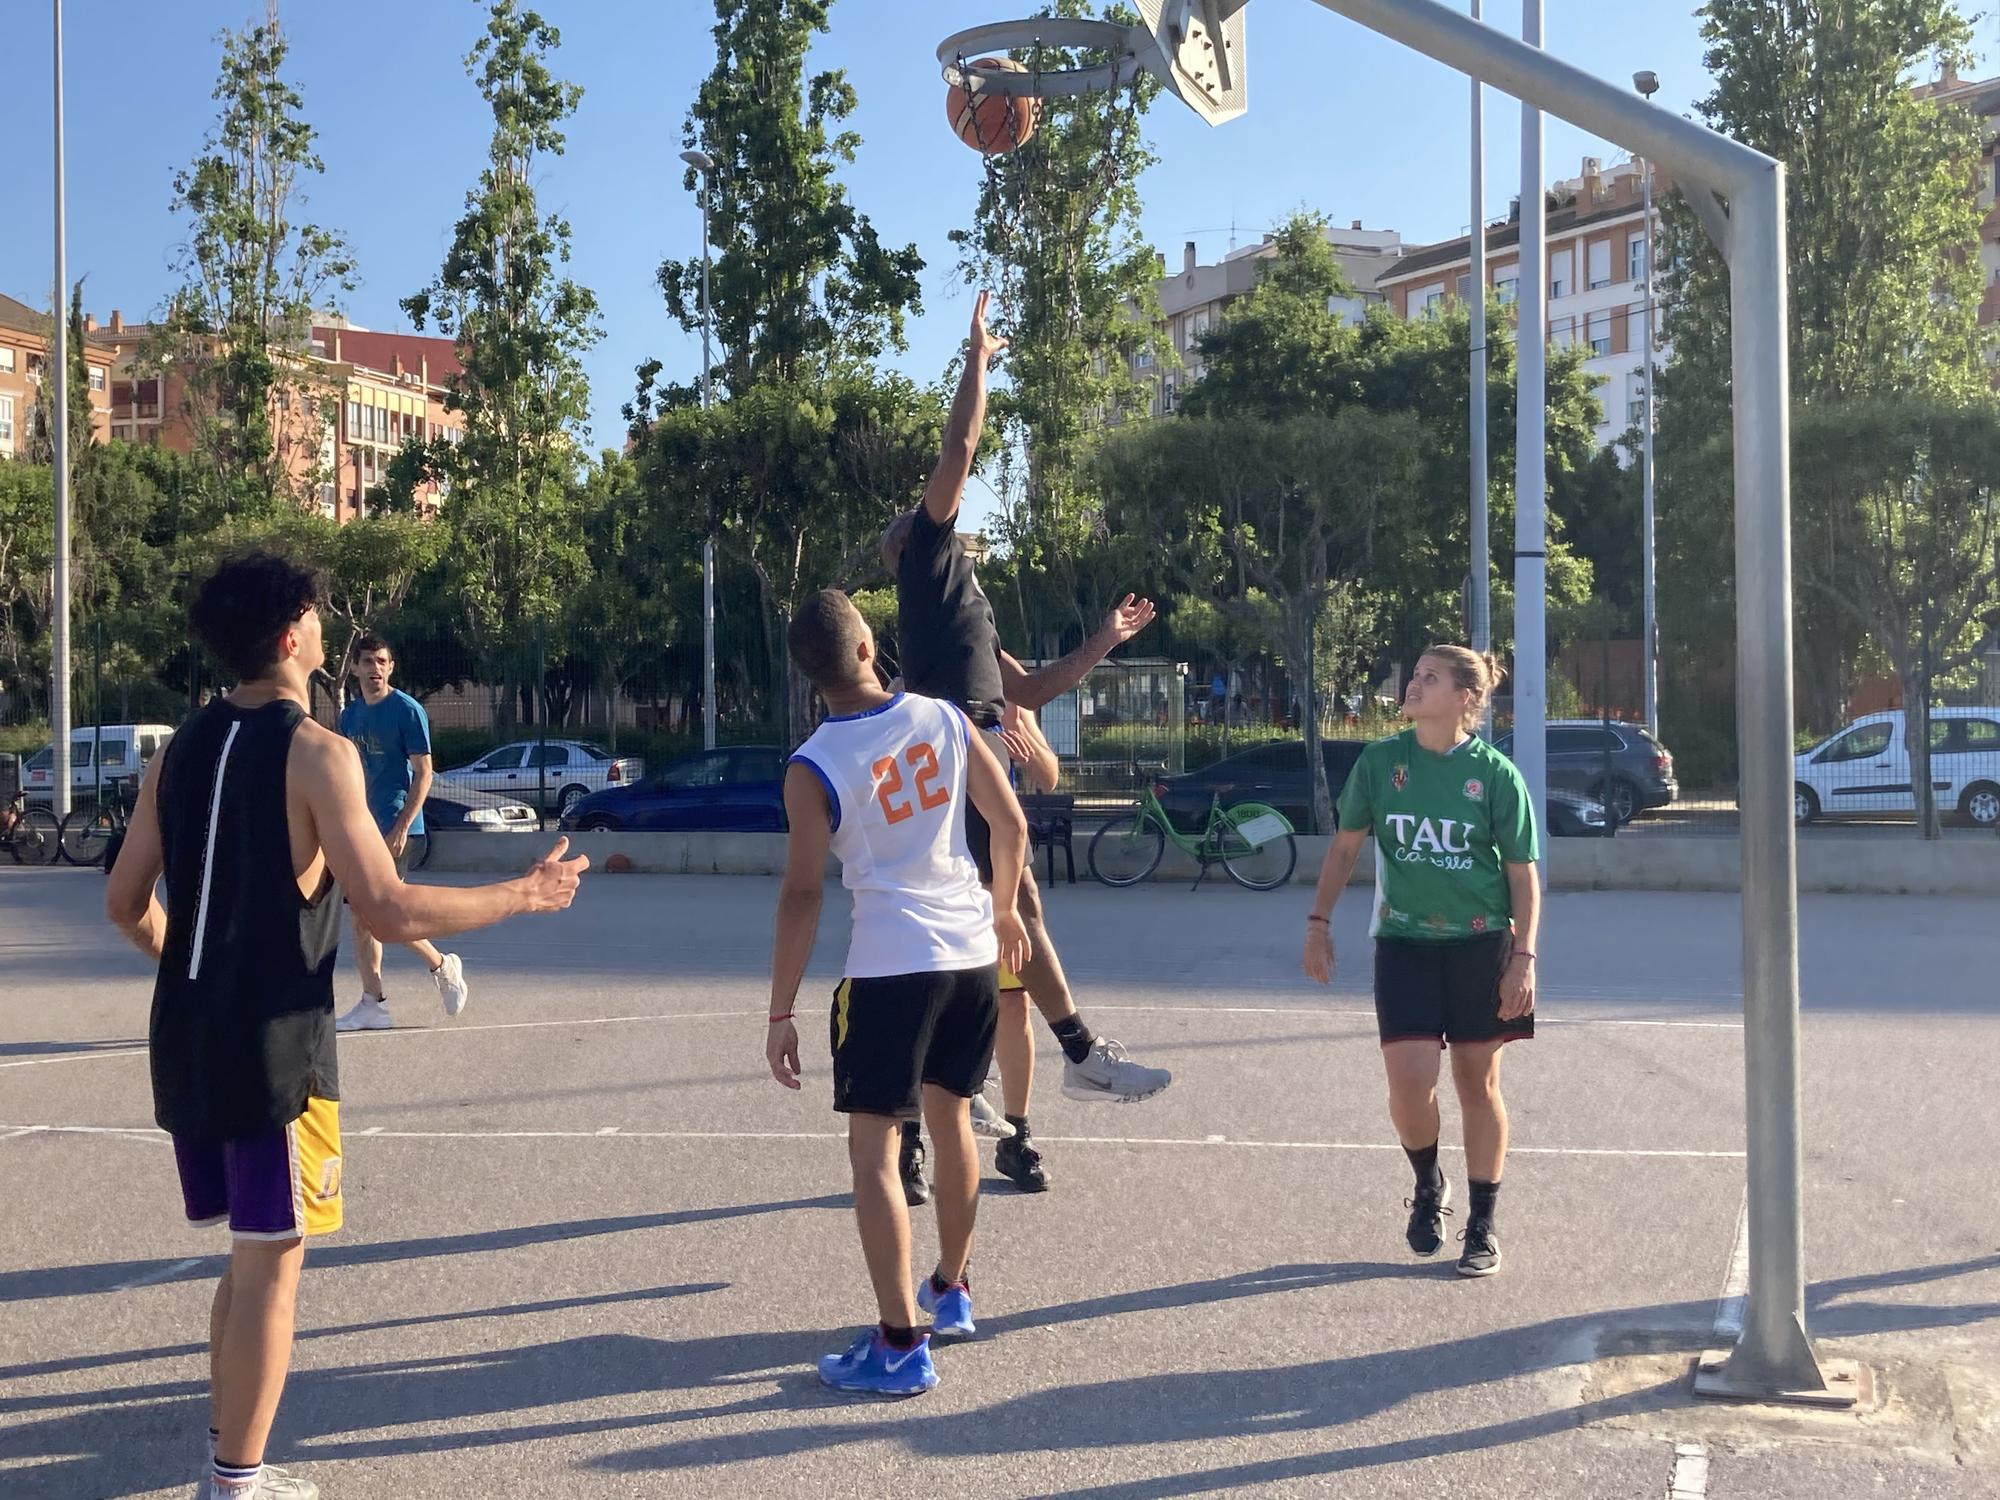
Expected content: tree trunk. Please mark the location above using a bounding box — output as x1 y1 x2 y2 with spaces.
1901 663 1940 840
1286 608 1332 836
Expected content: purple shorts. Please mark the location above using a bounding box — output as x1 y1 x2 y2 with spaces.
172 1097 344 1241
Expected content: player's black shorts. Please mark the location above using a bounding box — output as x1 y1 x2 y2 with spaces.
829 967 1000 1118
1373 933 1533 1047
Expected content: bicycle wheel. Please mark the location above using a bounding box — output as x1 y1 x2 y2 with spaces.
1216 802 1298 892
1087 810 1166 887
12 807 59 865
60 807 117 867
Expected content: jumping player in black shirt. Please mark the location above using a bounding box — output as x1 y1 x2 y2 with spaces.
105 553 587 1500
883 292 1171 1197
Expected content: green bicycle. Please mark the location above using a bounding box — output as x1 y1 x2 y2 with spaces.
1088 783 1298 892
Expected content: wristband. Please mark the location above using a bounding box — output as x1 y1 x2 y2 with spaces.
1306 915 1329 926
768 1012 795 1024
1508 950 1535 963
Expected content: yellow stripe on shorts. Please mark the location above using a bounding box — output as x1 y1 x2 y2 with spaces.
834 978 853 1050
292 1096 344 1237
998 964 1023 992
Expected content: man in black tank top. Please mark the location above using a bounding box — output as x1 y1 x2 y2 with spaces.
106 553 589 1500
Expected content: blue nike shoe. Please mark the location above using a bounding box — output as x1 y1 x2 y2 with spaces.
917 1275 976 1338
817 1328 938 1397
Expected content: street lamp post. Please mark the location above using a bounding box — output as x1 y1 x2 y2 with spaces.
681 148 719 753
50 0 73 821
1468 0 1491 711
1635 69 1661 739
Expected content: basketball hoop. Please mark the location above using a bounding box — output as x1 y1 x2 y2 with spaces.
938 19 1153 101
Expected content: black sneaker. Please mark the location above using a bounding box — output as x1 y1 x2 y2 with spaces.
1405 1175 1452 1256
994 1133 1051 1193
1457 1216 1502 1277
900 1128 930 1208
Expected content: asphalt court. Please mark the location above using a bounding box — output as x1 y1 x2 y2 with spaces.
3 866 1998 1498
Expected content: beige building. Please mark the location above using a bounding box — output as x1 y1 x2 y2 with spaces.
1129 222 1409 416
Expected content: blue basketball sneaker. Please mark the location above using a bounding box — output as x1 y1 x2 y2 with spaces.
917 1274 976 1338
817 1328 938 1397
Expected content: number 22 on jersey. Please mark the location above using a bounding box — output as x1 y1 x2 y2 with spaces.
872 743 950 825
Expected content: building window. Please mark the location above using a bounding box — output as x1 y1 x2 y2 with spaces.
0 346 14 373
88 366 106 392
1456 274 1472 300
1586 311 1612 356
1162 378 1177 413
346 400 360 437
0 395 13 447
1628 235 1648 282
1495 277 1518 305
1135 349 1152 370
1550 248 1572 299
1587 239 1612 290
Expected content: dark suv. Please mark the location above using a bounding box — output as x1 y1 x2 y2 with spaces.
1496 720 1677 822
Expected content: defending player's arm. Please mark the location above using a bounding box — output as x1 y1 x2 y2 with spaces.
767 765 833 1089
920 290 1007 528
300 728 584 941
999 703 1059 793
105 752 169 961
963 727 1031 975
997 594 1158 711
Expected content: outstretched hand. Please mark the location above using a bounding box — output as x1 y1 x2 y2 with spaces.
520 836 589 912
969 289 1008 369
1101 594 1157 645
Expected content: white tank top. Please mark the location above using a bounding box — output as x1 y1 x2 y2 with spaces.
791 693 997 979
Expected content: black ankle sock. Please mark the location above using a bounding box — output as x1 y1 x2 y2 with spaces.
1005 1114 1031 1140
880 1322 919 1350
930 1267 966 1294
1051 1015 1095 1065
1404 1141 1442 1190
1469 1179 1501 1222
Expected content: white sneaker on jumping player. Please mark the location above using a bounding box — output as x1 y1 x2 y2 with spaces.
968 1091 1016 1139
431 954 469 1018
1062 1037 1172 1104
335 995 393 1032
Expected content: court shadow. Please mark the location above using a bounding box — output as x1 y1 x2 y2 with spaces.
0 1037 145 1058
0 1194 848 1304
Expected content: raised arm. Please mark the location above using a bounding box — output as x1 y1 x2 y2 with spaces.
997 594 1157 711
920 290 1007 527
298 726 583 942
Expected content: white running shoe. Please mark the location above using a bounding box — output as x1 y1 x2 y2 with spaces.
1061 1037 1172 1104
194 1463 319 1498
334 995 393 1032
968 1091 1016 1139
431 953 469 1018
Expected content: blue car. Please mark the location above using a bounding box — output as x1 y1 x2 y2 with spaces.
559 745 788 832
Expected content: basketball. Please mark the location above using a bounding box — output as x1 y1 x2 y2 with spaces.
947 57 1037 154
605 852 635 874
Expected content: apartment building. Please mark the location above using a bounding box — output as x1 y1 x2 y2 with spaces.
0 292 117 459
1913 65 2000 344
1376 156 1660 449
1130 222 1408 417
99 314 462 519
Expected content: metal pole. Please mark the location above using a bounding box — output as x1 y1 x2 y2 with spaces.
50 0 72 822
1641 132 1660 738
1468 0 1491 708
699 167 718 753
92 618 102 808
536 623 549 828
1512 0 1548 862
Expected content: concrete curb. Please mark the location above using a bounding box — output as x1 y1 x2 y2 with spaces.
427 829 2000 896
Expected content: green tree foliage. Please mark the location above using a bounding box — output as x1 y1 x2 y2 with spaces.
648 0 924 400
403 0 602 724
949 1 1168 647
154 14 355 515
1656 0 1988 737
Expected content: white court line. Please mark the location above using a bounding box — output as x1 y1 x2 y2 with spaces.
1088 1004 1742 1030
1714 1188 1751 1338
1667 1441 1712 1499
115 1256 205 1292
0 1125 47 1142
0 1122 1744 1160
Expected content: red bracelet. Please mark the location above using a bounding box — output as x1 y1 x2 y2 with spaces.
768 1012 795 1024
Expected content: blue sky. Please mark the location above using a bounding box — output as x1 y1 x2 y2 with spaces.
7 2 1993 532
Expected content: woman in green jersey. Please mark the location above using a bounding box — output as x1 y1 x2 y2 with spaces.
1302 646 1540 1277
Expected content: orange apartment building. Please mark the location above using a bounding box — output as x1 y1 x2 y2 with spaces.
95 313 463 519
1913 65 2000 345
0 292 117 458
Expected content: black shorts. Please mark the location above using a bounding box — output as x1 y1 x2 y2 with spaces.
1373 934 1533 1048
829 967 1000 1118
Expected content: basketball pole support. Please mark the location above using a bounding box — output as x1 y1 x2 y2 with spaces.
1303 0 1845 1404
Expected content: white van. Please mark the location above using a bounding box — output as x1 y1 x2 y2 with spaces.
1793 707 2000 827
21 723 176 807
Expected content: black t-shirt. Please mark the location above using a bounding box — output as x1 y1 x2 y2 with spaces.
150 699 341 1141
896 506 1004 725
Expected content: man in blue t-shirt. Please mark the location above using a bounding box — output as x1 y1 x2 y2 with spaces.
335 633 470 1030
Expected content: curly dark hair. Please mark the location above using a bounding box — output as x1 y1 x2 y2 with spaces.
190 551 322 683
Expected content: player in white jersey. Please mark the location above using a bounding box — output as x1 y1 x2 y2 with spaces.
768 588 1030 1397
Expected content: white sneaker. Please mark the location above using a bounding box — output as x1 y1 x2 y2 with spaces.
431 953 469 1018
335 995 393 1032
969 1091 1016 1139
194 1464 319 1498
1061 1037 1172 1104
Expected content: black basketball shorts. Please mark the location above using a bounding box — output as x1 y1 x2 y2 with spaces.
828 966 1001 1118
1372 933 1533 1048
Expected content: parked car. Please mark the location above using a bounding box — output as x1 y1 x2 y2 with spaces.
1545 786 1611 837
1794 707 2000 827
21 723 175 807
435 739 645 819
422 783 542 834
1157 739 1371 833
1494 720 1677 823
560 744 788 833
